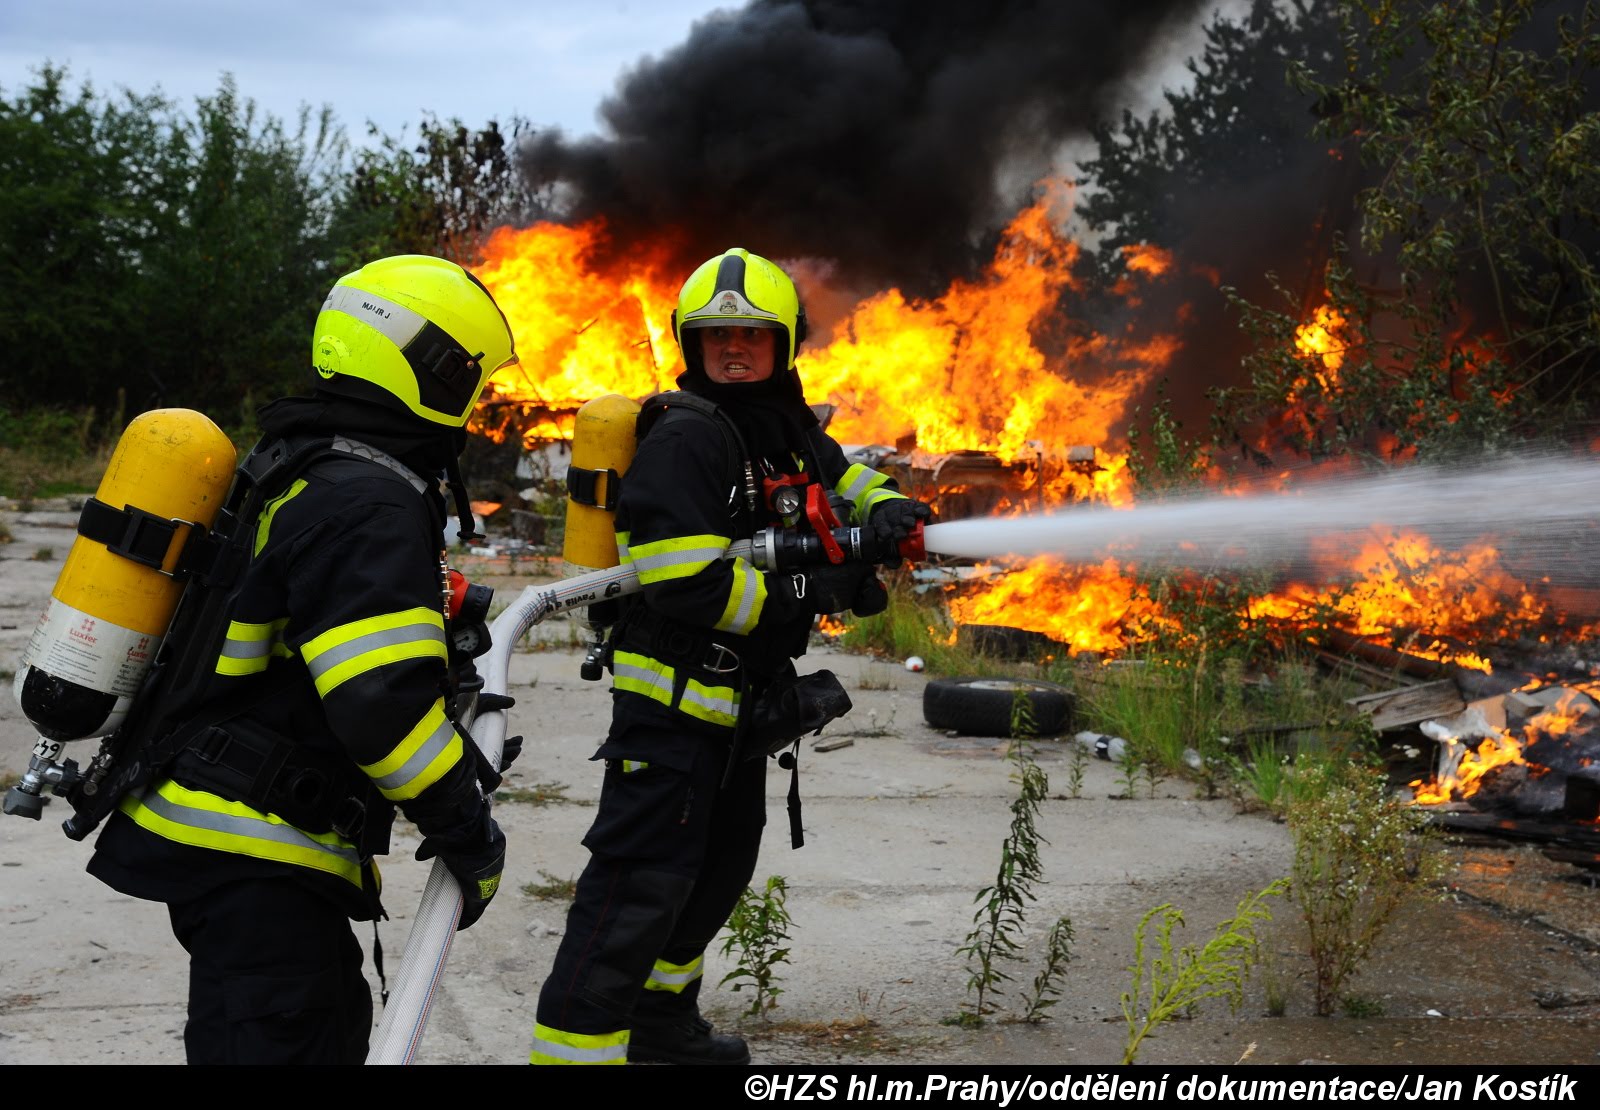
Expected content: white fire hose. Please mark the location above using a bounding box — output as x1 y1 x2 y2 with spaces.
366 561 642 1064
364 526 895 1062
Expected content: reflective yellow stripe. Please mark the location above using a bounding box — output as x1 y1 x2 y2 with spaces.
714 557 766 635
681 676 739 727
860 486 905 515
628 533 730 585
302 607 446 697
254 478 308 556
215 617 292 676
837 462 889 504
622 760 650 773
613 652 739 727
118 778 363 887
529 1023 629 1065
837 464 909 523
359 698 461 801
643 953 704 993
613 651 675 707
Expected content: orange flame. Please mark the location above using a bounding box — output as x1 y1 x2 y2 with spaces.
466 196 1595 692
1409 686 1593 804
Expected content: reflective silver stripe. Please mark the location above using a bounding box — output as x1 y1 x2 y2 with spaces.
530 1035 628 1064
631 543 724 580
838 463 888 505
861 487 903 512
719 560 761 635
305 621 444 685
613 657 676 703
680 682 738 720
321 285 427 354
221 638 271 662
137 784 360 867
331 435 428 495
646 958 703 988
368 714 457 795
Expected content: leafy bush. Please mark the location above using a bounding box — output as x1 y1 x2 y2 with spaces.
1286 760 1448 1015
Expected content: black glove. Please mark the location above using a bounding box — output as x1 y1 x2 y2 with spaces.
769 561 875 616
468 730 523 794
869 498 934 566
416 811 507 931
852 571 889 617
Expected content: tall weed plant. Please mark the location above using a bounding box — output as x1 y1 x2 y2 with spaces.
1120 880 1287 1064
1286 761 1447 1016
719 875 795 1018
953 695 1056 1024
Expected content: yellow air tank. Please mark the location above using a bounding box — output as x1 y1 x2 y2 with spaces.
14 408 238 743
562 393 641 575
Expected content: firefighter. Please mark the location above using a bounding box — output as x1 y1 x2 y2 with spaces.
530 247 933 1065
84 255 520 1064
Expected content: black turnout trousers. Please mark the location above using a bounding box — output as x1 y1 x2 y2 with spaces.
536 715 768 1037
167 876 372 1064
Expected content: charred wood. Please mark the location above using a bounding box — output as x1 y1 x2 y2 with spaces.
1347 678 1466 732
1320 629 1450 680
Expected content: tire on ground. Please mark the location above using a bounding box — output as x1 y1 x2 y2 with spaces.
922 677 1075 738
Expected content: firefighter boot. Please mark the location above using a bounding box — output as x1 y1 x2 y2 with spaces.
629 1013 750 1065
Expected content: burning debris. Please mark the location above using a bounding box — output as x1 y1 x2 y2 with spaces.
444 1 1600 836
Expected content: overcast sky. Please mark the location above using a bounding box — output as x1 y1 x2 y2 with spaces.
1 0 736 141
3 2 1242 154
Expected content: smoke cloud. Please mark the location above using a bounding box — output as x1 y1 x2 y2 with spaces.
520 0 1209 290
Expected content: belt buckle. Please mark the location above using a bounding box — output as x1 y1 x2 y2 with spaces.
331 796 367 841
703 642 741 674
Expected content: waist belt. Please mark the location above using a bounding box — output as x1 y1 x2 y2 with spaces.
615 607 742 677
171 722 391 857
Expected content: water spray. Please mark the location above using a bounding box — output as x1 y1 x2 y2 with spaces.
921 453 1600 578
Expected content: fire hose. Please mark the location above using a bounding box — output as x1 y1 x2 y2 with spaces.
366 521 925 1063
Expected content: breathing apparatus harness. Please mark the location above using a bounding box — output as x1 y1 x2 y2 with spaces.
59 435 493 872
567 391 872 847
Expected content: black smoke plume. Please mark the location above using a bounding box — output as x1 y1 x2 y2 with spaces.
520 0 1208 291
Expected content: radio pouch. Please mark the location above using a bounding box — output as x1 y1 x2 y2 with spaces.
742 669 853 760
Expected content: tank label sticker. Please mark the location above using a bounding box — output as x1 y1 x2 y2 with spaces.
20 596 156 697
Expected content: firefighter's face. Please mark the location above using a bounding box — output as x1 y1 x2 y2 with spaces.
699 325 777 383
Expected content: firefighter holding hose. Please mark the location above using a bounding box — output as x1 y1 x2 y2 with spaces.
530 247 934 1065
82 256 520 1064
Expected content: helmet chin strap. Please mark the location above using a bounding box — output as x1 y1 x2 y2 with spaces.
444 454 482 545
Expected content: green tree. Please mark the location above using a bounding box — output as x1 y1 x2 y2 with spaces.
1219 0 1600 459
1077 0 1342 272
331 115 538 269
129 76 348 422
0 66 164 416
0 67 348 430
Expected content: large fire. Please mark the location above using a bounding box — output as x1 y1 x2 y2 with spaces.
466 185 1593 688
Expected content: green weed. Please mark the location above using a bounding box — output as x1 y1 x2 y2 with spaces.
494 781 589 806
521 870 578 901
1287 760 1447 1016
1063 740 1089 800
719 875 795 1019
1120 879 1287 1064
954 696 1050 1024
1021 916 1075 1024
1340 994 1385 1018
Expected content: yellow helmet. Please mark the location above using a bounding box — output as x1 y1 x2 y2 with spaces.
312 255 517 427
672 247 808 371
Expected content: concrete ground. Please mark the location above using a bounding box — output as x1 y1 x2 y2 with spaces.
2 503 1598 1066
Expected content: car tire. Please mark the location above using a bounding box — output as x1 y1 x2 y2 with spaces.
923 676 1075 738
